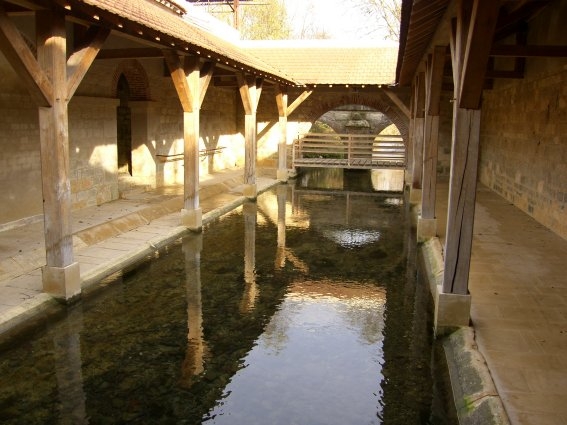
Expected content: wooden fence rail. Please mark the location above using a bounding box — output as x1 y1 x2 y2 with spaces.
292 133 406 170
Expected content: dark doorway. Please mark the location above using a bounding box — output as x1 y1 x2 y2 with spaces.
116 74 132 175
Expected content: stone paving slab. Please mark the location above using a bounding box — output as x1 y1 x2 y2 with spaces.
0 169 278 336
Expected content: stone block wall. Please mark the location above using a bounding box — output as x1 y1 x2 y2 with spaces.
0 92 42 227
68 96 120 209
479 2 567 239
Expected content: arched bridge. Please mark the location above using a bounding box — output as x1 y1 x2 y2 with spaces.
292 133 406 170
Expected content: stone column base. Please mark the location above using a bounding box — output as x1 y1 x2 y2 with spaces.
410 187 422 204
181 207 202 231
276 169 288 182
42 262 81 300
417 217 437 242
243 184 257 199
435 288 471 335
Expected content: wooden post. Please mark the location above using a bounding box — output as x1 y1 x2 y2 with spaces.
443 107 481 295
237 73 263 199
36 10 81 299
433 0 499 333
275 84 288 182
418 46 446 241
410 72 425 204
164 52 214 229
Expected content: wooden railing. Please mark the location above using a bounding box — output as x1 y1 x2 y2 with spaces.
292 133 406 169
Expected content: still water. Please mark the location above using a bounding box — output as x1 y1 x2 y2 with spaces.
0 169 449 424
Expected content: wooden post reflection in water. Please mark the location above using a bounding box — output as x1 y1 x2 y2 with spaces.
180 233 207 386
53 306 87 423
240 202 257 312
275 185 287 268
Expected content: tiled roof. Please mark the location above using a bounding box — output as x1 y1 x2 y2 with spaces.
76 0 297 84
241 40 399 86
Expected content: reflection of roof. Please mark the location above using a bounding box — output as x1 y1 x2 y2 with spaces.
241 40 399 85
288 280 386 301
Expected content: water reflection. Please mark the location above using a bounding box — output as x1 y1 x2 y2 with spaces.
241 203 258 312
206 281 386 425
181 234 207 385
53 307 87 424
0 169 441 424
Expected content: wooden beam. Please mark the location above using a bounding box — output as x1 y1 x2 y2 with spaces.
199 61 214 107
459 0 500 109
382 88 410 118
236 72 254 115
163 51 195 112
0 4 53 106
490 44 567 58
287 89 313 116
67 25 110 99
275 83 287 117
427 46 446 116
255 77 263 109
412 72 425 190
96 48 163 60
485 69 525 79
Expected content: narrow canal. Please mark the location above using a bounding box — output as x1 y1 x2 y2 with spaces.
0 169 454 424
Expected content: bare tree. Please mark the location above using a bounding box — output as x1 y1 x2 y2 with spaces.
350 0 401 41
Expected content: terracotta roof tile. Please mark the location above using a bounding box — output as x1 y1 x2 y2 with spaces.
241 40 399 85
79 0 297 83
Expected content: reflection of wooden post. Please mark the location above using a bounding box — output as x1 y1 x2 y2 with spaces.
275 185 287 268
241 202 257 311
53 307 87 422
180 233 206 386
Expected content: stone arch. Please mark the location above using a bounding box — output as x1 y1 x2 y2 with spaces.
306 92 409 145
110 60 151 100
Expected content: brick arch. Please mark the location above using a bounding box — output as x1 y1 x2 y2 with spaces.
305 91 409 145
111 60 151 100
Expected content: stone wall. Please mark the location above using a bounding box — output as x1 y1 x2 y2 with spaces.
479 1 567 239
0 92 42 227
0 38 245 227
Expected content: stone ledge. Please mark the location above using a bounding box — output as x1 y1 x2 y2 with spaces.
442 327 510 425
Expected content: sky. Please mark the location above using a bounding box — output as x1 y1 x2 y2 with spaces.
285 0 385 40
186 0 391 41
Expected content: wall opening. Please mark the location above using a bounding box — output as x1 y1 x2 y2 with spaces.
116 74 132 175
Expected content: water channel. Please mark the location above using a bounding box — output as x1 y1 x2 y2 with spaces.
0 169 454 424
